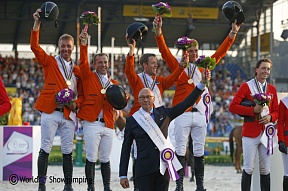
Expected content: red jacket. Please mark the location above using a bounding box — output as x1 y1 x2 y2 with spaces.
277 98 288 145
77 44 118 128
155 34 235 110
229 82 279 137
0 77 11 116
125 54 184 116
30 30 84 119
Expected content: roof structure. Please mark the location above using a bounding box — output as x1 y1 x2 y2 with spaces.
0 0 277 53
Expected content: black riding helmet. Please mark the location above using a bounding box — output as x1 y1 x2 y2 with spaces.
222 1 245 25
40 1 59 27
106 85 127 110
125 22 148 43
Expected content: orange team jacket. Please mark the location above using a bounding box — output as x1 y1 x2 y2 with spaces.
77 44 118 129
229 82 279 138
0 77 11 116
155 34 235 109
30 30 84 120
125 54 185 116
277 98 288 145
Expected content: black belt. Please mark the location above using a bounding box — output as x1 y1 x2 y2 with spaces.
55 108 64 112
191 108 198 112
96 118 105 123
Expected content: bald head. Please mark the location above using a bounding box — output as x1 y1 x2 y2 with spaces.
138 88 155 112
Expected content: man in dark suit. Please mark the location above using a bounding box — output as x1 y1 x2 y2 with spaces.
119 70 210 191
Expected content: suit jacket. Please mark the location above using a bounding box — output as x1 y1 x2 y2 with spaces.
77 44 118 128
155 34 234 110
0 77 11 116
125 54 184 116
30 30 84 119
277 98 288 145
119 84 203 178
229 81 279 137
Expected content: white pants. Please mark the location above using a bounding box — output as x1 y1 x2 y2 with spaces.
282 153 288 176
174 111 207 157
83 120 114 163
242 133 271 175
40 111 75 154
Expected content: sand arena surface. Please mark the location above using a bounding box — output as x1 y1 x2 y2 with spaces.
0 164 241 191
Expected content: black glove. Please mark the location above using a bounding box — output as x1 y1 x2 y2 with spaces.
279 141 287 154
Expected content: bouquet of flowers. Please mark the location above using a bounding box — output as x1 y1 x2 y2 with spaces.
79 11 100 32
194 55 216 87
152 2 172 32
55 88 76 106
174 36 197 51
252 93 272 119
194 55 217 70
252 93 272 106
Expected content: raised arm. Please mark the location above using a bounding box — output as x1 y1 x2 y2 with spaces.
79 29 90 79
153 15 179 71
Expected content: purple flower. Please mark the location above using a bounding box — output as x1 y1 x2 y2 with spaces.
55 88 75 105
252 93 272 106
152 2 172 16
174 36 198 51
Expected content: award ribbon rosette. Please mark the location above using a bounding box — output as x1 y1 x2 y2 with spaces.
260 105 277 155
133 108 182 181
79 11 100 32
265 123 276 155
55 88 78 130
161 148 180 181
203 93 211 123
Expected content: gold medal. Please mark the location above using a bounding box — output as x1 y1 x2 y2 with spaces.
188 79 193 84
66 80 71 86
101 89 106 94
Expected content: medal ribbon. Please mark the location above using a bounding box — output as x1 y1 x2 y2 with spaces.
95 72 111 90
187 64 196 81
142 72 157 90
59 56 73 82
254 78 267 94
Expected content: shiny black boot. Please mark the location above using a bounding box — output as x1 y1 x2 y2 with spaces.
85 159 95 191
175 154 185 191
241 170 252 191
194 156 206 191
38 149 49 191
63 152 73 191
101 161 112 191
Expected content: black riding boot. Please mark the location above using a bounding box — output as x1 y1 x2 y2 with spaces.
38 149 49 191
260 173 270 191
175 154 185 191
101 162 112 191
241 170 252 191
63 152 73 191
283 176 288 191
194 156 206 191
85 159 95 191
